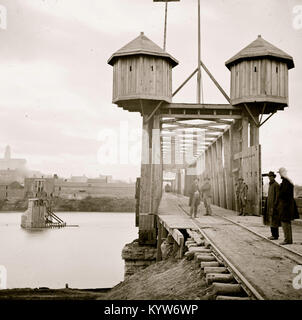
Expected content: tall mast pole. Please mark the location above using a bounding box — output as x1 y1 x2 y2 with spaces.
197 0 201 103
163 0 168 50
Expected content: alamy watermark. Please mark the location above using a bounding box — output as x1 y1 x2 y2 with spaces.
97 121 206 172
293 5 302 30
0 4 7 30
0 265 7 289
293 265 302 289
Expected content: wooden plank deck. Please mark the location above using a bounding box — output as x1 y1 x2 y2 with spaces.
158 193 197 230
158 192 302 299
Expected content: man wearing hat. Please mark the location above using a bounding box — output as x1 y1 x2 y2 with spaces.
200 177 212 216
277 167 299 245
235 177 248 216
189 177 201 218
263 171 280 240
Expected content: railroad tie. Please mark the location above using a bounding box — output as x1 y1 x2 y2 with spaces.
185 224 254 300
210 283 243 296
200 261 220 269
203 267 228 274
195 253 216 262
206 273 235 285
188 240 206 247
187 242 198 248
186 239 195 243
188 246 210 253
216 295 251 301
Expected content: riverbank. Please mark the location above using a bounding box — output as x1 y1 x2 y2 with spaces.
0 196 135 212
0 257 207 300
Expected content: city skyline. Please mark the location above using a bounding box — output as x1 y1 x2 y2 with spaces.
0 1 301 182
0 144 129 181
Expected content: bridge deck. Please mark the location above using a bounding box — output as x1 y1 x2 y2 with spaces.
159 192 302 252
158 192 302 299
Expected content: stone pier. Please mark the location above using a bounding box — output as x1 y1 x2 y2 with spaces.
121 239 157 278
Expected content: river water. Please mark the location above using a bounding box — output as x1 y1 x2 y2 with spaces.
0 212 137 289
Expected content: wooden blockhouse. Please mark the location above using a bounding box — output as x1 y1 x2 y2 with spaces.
225 35 294 114
108 32 178 113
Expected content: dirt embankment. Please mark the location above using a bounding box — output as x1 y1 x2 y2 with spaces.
102 257 207 300
0 258 208 300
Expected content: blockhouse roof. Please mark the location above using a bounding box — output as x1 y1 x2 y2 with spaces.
225 35 294 70
108 32 179 67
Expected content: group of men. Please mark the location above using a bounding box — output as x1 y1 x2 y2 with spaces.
189 177 212 218
263 167 299 245
189 176 248 218
189 167 299 245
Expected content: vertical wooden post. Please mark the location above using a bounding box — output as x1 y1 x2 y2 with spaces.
140 116 152 214
163 0 168 51
207 146 214 200
171 135 176 166
139 112 162 245
216 137 225 208
151 114 162 213
156 217 163 262
177 170 182 194
249 115 259 147
241 116 249 213
241 117 249 155
249 115 261 216
135 177 140 227
197 0 201 103
231 120 241 211
223 130 233 210
210 143 219 206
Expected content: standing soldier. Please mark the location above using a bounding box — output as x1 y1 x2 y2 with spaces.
263 171 280 240
189 178 200 218
235 177 248 216
201 177 212 216
277 167 299 245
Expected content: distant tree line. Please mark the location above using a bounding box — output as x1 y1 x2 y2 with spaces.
0 196 135 212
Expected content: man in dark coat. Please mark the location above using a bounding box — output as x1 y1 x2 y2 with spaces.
200 177 212 216
189 178 200 218
277 167 299 245
235 177 248 216
263 171 280 240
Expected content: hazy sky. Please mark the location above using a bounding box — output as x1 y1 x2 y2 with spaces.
0 0 301 183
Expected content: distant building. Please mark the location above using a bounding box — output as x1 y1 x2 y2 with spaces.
0 181 24 201
69 175 88 183
0 146 27 184
0 146 26 171
98 174 112 183
26 170 44 178
24 177 56 198
24 175 135 200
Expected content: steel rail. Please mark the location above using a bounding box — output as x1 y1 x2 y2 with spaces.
176 200 265 300
218 215 302 264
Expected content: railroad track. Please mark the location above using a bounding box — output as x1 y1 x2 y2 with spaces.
177 201 302 300
218 215 302 264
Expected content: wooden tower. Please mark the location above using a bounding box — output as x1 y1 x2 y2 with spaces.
225 35 294 113
108 32 178 245
224 35 295 215
108 32 178 113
